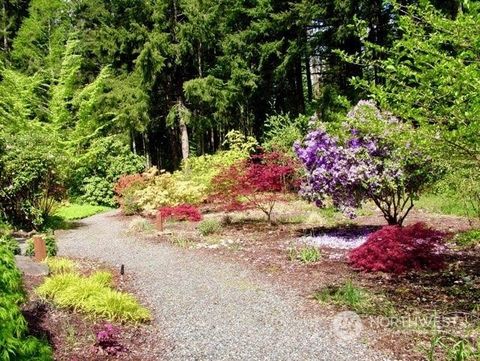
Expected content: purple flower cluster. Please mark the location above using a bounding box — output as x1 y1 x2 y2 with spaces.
293 100 426 223
294 129 389 218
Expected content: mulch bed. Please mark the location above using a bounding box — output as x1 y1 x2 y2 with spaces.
21 260 168 361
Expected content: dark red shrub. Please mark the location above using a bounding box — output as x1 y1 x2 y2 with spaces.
348 222 447 274
158 204 203 222
210 151 299 222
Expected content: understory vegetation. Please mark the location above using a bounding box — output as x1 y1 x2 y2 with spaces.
0 244 53 360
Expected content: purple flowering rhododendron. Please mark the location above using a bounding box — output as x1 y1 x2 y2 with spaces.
294 101 435 225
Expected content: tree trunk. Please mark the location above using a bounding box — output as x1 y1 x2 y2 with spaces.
179 118 189 160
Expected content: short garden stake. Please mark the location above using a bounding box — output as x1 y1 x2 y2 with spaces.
33 235 47 262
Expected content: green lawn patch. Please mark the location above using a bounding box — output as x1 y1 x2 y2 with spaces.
56 203 112 221
416 194 474 218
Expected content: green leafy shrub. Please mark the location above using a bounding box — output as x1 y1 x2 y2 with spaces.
133 170 205 213
25 234 58 257
37 271 150 323
288 246 322 264
198 219 221 236
178 130 257 192
263 114 309 153
0 235 20 255
0 243 53 360
71 136 145 207
0 127 65 228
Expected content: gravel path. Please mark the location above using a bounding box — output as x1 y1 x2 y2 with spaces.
57 210 391 361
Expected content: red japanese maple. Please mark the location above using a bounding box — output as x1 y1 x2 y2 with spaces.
348 222 447 274
158 204 203 222
211 151 298 222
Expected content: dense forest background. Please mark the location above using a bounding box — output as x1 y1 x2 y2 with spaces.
1 0 478 227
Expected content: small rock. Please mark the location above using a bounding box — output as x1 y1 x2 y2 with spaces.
15 256 49 276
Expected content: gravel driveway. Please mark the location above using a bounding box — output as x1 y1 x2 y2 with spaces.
57 210 391 361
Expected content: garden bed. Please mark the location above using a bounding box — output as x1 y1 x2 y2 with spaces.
21 259 167 361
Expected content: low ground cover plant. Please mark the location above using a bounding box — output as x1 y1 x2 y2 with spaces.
37 270 151 323
349 223 447 274
158 204 202 222
127 218 155 234
0 243 53 360
25 234 58 257
287 246 322 264
94 323 127 356
453 229 480 248
198 219 221 236
313 280 393 315
45 257 77 275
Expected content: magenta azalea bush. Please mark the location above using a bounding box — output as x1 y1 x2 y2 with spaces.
294 101 437 225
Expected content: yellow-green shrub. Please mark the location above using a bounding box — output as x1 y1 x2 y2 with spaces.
37 271 150 323
45 257 77 275
134 172 205 213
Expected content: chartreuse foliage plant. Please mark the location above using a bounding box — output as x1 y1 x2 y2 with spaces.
295 101 438 225
44 257 77 275
37 270 150 323
114 131 257 215
0 244 53 360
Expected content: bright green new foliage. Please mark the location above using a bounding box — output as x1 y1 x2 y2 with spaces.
37 271 150 323
0 244 53 360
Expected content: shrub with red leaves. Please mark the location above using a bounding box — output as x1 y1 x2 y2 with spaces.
348 222 447 274
158 204 203 222
210 150 299 222
114 174 145 199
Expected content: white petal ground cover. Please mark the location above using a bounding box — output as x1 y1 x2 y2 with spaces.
300 226 378 250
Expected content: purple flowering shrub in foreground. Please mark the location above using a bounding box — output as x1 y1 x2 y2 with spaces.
294 101 436 225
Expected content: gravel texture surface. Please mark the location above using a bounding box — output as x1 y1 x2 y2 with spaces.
57 210 391 361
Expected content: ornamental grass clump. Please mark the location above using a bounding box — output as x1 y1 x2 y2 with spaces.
37 271 151 323
348 222 447 274
294 101 438 225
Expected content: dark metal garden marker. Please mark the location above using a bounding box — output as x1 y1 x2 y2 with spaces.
33 235 47 262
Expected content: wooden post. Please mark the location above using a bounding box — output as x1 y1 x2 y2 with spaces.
33 235 47 262
155 213 164 232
